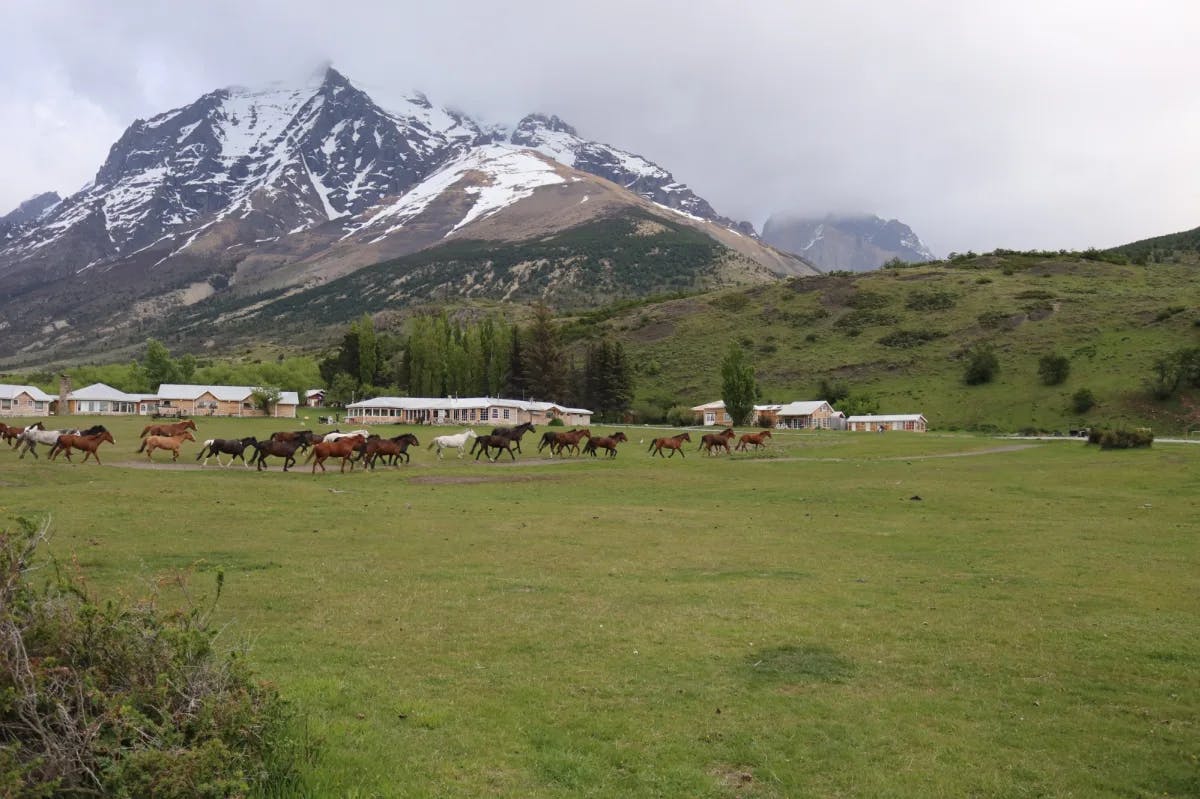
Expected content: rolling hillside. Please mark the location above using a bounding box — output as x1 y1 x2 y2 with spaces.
579 250 1200 433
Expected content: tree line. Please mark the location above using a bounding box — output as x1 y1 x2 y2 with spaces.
317 307 633 421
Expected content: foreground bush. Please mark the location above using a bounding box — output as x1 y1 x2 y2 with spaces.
1086 428 1154 449
0 519 310 798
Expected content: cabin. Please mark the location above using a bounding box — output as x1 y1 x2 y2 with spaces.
775 400 839 430
847 414 928 432
305 389 325 407
0 384 56 417
153 384 299 418
691 400 734 427
345 396 592 426
65 383 157 415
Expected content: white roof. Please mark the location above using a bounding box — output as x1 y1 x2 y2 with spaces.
0 384 56 402
691 400 725 411
68 382 155 402
777 400 833 417
347 396 591 415
847 414 927 423
306 389 325 398
155 384 299 405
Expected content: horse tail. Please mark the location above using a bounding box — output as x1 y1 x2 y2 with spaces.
139 425 152 437
136 439 148 453
427 440 436 450
303 448 316 464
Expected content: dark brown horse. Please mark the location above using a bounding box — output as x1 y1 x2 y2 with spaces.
735 429 773 451
250 438 305 472
356 433 420 469
269 430 314 450
489 421 535 453
699 427 736 455
136 431 196 462
306 434 367 473
49 430 116 464
583 431 628 458
140 419 197 438
648 432 692 458
196 436 259 467
474 434 519 462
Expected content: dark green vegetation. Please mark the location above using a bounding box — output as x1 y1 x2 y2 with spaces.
0 414 1197 797
1107 223 1200 264
587 252 1200 433
0 518 307 798
720 342 758 425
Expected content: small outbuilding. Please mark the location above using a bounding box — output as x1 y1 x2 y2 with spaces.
65 383 157 415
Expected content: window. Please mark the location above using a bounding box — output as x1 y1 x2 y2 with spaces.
503 409 511 420
0 400 10 410
491 408 498 419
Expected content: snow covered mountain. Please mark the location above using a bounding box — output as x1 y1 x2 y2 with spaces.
0 68 812 360
761 213 936 272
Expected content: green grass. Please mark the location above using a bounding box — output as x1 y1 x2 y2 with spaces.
2 415 1198 796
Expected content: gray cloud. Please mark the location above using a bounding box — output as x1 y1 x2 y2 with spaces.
3 0 1198 254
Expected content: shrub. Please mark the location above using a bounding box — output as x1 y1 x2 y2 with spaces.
1155 306 1186 322
834 309 898 330
878 329 947 348
0 519 310 798
1071 388 1096 414
845 290 891 310
964 344 1000 385
1089 428 1154 449
1038 354 1071 386
977 310 1015 329
665 405 695 427
547 417 565 426
905 288 957 311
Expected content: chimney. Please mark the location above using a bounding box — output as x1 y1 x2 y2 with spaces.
58 373 72 416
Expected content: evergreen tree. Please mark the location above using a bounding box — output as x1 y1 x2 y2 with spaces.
505 325 527 399
357 314 378 389
523 304 564 401
720 342 758 425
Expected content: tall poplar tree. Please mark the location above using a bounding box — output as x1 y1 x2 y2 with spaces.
720 342 758 425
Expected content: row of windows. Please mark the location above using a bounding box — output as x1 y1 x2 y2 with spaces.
355 407 515 420
0 399 48 410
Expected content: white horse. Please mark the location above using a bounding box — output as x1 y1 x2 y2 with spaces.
18 426 73 459
428 429 477 459
322 429 369 442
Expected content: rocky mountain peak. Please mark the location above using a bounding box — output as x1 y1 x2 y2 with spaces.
762 212 936 272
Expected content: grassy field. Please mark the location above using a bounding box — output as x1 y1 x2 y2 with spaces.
2 413 1197 797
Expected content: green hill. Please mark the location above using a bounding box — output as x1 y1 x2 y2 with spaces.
1107 224 1200 263
572 251 1200 433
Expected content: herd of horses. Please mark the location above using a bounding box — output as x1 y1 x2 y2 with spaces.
0 418 773 473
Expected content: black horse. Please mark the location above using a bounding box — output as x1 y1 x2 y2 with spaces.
249 438 304 472
488 421 535 453
196 436 258 467
269 430 314 451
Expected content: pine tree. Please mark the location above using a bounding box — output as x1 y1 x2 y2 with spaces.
523 304 564 401
505 325 527 399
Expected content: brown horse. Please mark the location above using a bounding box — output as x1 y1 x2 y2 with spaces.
249 438 305 471
583 431 628 458
306 434 366 473
735 429 773 451
546 428 591 457
699 427 736 456
50 431 117 464
136 431 196 462
140 419 197 438
269 430 314 450
648 432 692 458
2 421 42 447
357 433 420 467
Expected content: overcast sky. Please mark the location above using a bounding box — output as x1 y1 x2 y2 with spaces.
4 0 1198 254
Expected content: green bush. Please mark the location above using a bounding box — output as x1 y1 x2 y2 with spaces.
878 329 947 348
1088 428 1154 449
1070 388 1096 414
905 288 957 311
964 345 1000 385
547 417 565 427
1038 353 1071 386
0 519 310 798
845 290 890 310
664 405 695 427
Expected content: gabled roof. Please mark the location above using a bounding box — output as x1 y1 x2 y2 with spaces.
155 384 300 405
0 384 56 402
306 389 325 398
690 400 725 411
68 382 155 402
777 400 833 417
